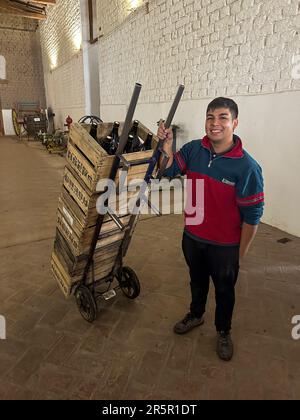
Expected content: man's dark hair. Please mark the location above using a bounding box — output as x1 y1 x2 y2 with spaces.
207 97 239 119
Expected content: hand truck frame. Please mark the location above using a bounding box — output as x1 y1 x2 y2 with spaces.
74 84 184 322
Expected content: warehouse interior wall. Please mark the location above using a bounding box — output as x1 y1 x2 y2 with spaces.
0 55 6 80
80 0 100 116
0 14 46 134
39 0 85 130
95 0 300 237
36 0 300 237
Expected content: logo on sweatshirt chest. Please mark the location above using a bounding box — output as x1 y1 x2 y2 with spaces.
222 178 236 187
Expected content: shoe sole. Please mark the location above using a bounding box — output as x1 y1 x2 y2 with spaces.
217 342 234 361
173 319 204 335
217 353 233 362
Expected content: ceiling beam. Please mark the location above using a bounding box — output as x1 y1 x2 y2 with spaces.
28 0 56 4
0 0 46 19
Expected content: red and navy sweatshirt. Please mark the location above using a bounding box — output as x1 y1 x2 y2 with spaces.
164 135 264 246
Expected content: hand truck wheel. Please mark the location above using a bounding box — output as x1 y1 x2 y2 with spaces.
119 266 140 299
75 285 97 322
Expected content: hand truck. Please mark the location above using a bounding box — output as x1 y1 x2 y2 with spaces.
74 84 185 322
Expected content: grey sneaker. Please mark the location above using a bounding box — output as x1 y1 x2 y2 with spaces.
217 331 233 361
173 312 204 335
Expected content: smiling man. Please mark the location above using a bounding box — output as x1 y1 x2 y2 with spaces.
158 97 264 361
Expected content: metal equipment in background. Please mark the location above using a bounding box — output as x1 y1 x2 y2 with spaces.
47 107 55 135
78 115 103 140
12 101 47 140
45 130 68 155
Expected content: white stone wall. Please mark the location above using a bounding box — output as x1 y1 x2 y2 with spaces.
43 52 85 127
0 14 45 109
97 0 300 105
0 55 6 80
97 0 147 36
97 0 300 237
80 0 100 116
40 0 82 72
39 0 85 129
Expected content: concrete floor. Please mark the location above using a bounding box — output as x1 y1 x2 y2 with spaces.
0 135 300 400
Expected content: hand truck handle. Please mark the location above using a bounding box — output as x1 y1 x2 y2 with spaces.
121 85 185 258
82 83 142 284
116 83 142 155
155 85 185 180
164 84 185 129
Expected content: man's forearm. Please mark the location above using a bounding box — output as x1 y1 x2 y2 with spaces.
157 123 174 170
239 222 258 260
159 146 174 169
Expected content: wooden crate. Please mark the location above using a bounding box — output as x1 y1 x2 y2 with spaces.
54 230 121 277
64 160 148 215
51 229 123 298
63 165 99 215
60 183 139 229
51 248 117 298
60 187 98 229
52 120 157 297
67 122 157 193
57 195 131 256
51 251 73 297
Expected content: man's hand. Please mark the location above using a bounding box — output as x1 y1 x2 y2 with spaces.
157 121 173 151
239 223 258 263
157 121 174 170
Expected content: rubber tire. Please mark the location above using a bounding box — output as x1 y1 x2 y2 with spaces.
75 285 97 322
119 266 140 299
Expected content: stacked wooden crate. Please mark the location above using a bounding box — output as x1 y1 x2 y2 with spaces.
51 122 157 297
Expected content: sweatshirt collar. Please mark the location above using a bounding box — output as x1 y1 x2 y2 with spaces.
201 134 244 158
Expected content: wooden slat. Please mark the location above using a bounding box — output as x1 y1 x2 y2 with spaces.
57 196 131 256
0 0 46 19
53 238 119 283
30 0 56 5
51 249 113 298
63 166 99 214
66 141 97 192
67 136 153 192
69 123 106 168
67 143 151 192
54 227 125 275
56 210 81 256
51 252 73 298
61 188 99 228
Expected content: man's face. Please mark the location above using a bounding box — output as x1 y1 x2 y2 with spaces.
205 107 238 144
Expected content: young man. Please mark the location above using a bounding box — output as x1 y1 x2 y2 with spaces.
158 97 264 361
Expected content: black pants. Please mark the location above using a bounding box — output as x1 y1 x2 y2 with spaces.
182 233 240 332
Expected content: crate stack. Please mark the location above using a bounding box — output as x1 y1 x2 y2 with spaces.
51 122 157 297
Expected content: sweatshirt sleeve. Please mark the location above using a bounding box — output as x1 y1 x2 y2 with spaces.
236 163 265 225
163 141 192 178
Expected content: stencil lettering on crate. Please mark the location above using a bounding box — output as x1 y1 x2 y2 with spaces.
57 212 79 251
67 148 93 188
62 206 74 227
64 171 89 210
